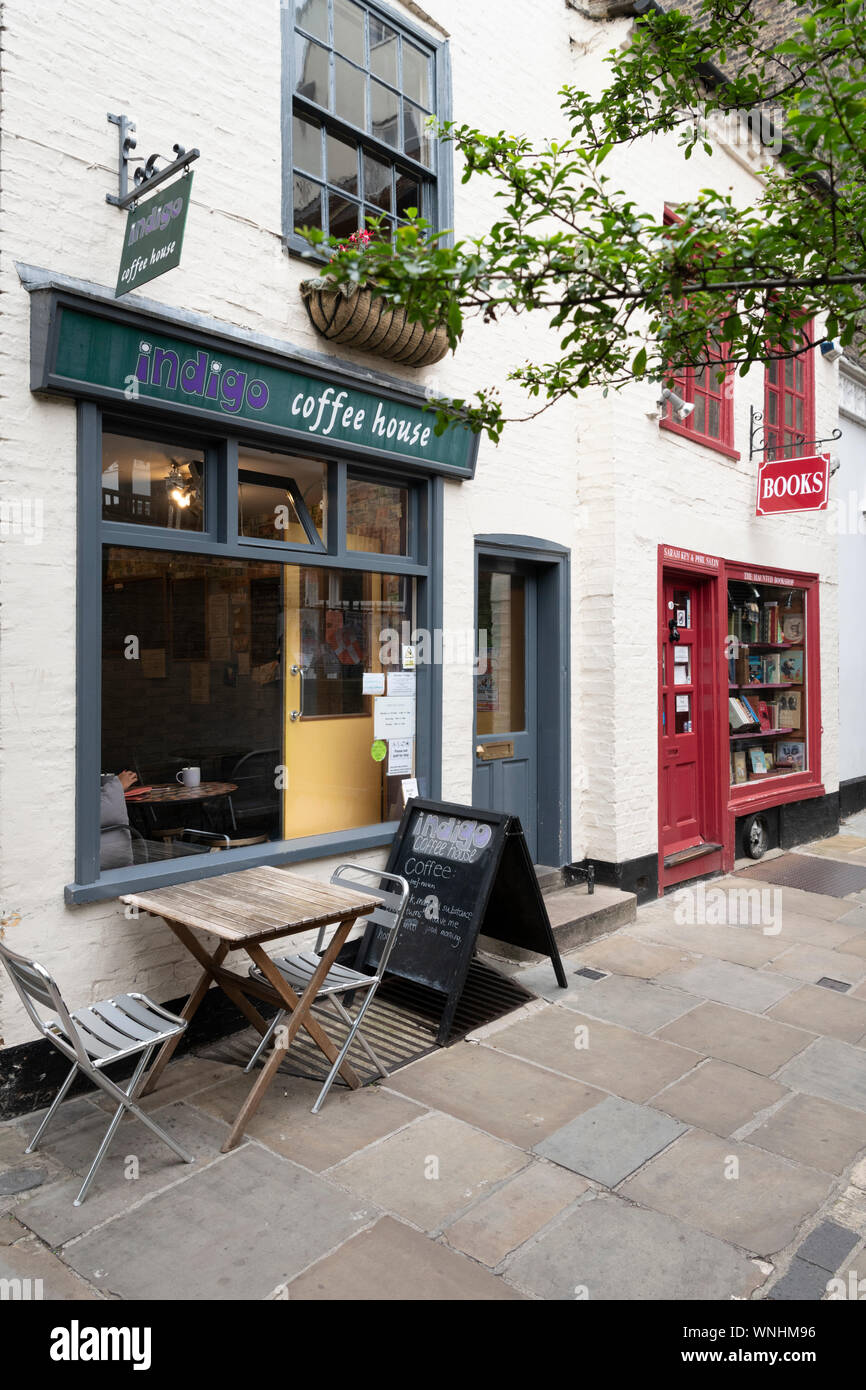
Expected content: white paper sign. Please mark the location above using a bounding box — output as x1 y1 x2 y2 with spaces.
401 777 419 807
387 670 416 698
401 644 416 670
362 671 386 695
675 694 690 712
673 647 689 663
373 696 415 739
387 738 414 776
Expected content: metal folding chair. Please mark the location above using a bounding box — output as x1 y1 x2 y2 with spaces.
245 863 410 1113
0 939 194 1206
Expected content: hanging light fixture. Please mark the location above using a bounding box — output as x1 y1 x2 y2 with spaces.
165 460 194 509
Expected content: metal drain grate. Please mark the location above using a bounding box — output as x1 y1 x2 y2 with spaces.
196 956 537 1085
736 853 866 898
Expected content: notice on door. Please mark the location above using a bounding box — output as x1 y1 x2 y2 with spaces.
373 696 415 739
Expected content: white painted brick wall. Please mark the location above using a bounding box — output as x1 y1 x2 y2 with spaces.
0 1 838 1048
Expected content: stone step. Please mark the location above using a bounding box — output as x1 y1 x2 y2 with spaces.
479 883 637 965
534 863 565 894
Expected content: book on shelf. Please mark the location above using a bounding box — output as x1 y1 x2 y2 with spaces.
779 690 802 729
749 748 768 776
775 740 806 773
781 609 805 643
747 655 764 684
729 698 758 730
779 649 804 683
732 750 748 783
763 653 782 684
739 695 761 726
735 650 751 685
759 603 782 644
757 699 774 733
765 749 775 771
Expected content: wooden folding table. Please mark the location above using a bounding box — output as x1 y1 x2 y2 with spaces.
121 866 379 1151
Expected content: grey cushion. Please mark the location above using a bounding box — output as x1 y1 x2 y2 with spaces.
99 776 133 870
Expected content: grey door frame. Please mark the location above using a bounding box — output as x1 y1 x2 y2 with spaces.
473 535 571 867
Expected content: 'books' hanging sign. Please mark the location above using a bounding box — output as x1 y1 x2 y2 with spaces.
116 175 193 299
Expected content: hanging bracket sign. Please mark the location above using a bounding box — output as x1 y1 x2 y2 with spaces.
756 453 830 516
115 175 193 299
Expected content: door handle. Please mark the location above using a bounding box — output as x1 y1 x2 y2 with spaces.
475 745 484 756
289 663 305 722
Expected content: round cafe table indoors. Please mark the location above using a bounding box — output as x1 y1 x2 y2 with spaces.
124 782 237 804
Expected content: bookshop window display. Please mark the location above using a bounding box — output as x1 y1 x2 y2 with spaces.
727 572 818 797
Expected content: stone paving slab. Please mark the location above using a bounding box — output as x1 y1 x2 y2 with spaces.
442 1160 588 1267
92 1056 240 1115
503 1192 765 1301
570 934 695 979
838 905 866 930
656 1001 814 1075
797 1219 860 1272
767 1257 831 1301
775 1038 866 1112
771 911 866 949
515 966 700 1033
63 1143 377 1300
190 1069 422 1172
285 1216 525 1299
0 1235 100 1301
386 1041 604 1148
631 918 789 968
651 1059 788 1138
766 984 866 1043
488 1005 702 1102
619 1128 832 1256
328 1111 528 1232
13 1102 231 1248
662 959 801 1012
535 1095 687 1186
838 933 866 959
747 1093 866 1174
766 942 866 986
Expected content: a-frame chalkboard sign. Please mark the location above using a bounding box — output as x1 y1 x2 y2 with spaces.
356 798 567 1043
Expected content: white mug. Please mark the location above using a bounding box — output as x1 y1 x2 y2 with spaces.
176 766 201 788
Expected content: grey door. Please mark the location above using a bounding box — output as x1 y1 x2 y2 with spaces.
473 561 539 859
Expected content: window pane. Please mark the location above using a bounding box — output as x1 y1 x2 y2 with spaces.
346 478 409 554
327 131 359 195
334 55 365 127
707 396 720 438
476 571 525 736
364 151 392 211
691 393 705 434
795 396 804 430
395 170 421 218
784 393 794 425
784 356 794 387
767 359 778 383
101 547 284 868
102 434 204 530
369 18 398 85
795 359 804 390
371 79 399 147
294 175 323 230
766 391 777 424
334 0 365 65
402 40 431 107
295 36 329 107
403 99 432 166
295 0 327 41
293 114 322 176
328 192 359 240
238 448 327 544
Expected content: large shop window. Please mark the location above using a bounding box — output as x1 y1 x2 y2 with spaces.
287 0 446 249
728 577 813 790
95 427 428 882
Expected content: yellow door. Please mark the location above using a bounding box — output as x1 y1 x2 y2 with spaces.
282 567 384 837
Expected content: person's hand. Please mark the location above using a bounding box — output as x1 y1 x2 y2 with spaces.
117 770 138 791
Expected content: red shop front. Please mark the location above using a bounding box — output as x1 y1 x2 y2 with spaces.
657 544 823 893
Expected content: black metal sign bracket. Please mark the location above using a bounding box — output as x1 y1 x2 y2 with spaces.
749 404 841 462
106 112 200 210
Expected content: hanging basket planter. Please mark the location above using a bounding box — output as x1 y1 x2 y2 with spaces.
299 278 451 367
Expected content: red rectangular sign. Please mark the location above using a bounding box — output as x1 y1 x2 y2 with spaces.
756 453 830 516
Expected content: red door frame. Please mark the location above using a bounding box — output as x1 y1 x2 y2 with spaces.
657 545 824 891
657 547 726 892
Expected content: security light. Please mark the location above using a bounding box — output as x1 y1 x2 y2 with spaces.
820 339 845 363
659 387 696 422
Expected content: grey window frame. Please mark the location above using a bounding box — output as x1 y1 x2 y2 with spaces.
282 0 453 255
69 399 444 903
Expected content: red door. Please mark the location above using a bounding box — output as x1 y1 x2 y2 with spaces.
660 578 702 854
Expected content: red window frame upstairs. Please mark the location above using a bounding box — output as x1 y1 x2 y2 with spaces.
660 206 738 460
763 324 815 459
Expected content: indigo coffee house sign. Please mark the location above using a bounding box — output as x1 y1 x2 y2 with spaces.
40 302 477 477
115 176 193 298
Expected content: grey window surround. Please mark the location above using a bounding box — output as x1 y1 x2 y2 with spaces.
282 0 453 257
68 399 446 905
